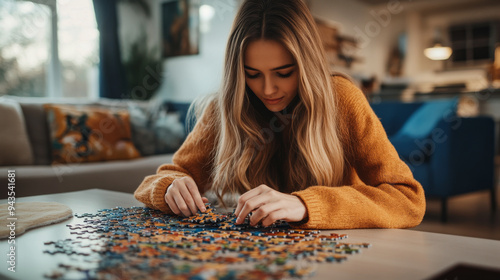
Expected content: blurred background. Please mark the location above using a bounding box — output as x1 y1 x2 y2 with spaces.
2 0 499 103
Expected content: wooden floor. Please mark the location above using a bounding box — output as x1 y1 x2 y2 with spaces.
412 185 500 241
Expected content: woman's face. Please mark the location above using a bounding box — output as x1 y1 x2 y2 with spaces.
244 39 299 112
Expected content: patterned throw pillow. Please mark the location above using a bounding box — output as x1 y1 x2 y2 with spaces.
44 104 141 164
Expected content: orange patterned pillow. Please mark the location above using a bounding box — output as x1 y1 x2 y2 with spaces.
44 104 141 164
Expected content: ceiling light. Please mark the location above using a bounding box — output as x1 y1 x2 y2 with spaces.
424 43 452 61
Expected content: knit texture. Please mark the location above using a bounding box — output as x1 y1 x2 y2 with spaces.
134 76 426 229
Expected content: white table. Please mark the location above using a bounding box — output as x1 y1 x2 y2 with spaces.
1 189 499 280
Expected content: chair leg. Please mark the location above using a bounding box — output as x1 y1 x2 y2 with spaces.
441 198 447 223
491 187 497 213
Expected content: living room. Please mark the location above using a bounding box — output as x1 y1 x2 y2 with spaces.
1 0 500 278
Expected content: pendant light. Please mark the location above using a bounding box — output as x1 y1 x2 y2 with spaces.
424 43 453 60
424 28 452 61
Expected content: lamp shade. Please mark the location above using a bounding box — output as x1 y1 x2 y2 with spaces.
424 43 452 60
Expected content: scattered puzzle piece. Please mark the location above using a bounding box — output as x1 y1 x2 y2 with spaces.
43 204 370 279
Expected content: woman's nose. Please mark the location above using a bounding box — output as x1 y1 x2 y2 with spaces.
263 77 277 96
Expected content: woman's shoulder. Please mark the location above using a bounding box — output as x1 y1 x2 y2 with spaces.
330 74 359 93
328 75 375 150
192 94 219 120
329 74 366 107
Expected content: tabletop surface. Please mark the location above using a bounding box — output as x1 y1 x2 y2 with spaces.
1 189 500 280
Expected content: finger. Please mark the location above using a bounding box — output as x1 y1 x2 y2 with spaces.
178 186 198 216
165 192 181 215
250 202 281 226
234 185 268 216
234 188 261 217
236 193 269 224
184 178 206 212
202 197 209 203
261 209 287 227
173 192 192 216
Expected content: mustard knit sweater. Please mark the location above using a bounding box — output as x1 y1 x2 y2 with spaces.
134 76 426 229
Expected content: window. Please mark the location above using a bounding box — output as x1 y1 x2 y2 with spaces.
0 0 99 98
58 0 99 98
448 21 499 67
0 1 51 97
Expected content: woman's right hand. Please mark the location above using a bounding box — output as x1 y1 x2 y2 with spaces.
164 176 209 216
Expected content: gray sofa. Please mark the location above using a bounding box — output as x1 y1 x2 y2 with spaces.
0 96 184 199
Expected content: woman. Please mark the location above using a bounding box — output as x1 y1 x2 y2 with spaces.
134 0 425 229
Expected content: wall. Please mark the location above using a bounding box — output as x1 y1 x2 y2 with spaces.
118 0 241 102
420 4 500 89
309 0 369 76
118 0 500 101
310 0 500 90
119 0 402 101
369 0 500 90
157 0 243 102
310 0 406 81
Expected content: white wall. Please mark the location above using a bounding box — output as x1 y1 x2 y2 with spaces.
309 0 369 77
310 0 409 80
118 0 240 102
156 0 239 102
168 0 239 102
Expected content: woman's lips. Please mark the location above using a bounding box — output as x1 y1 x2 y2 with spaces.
264 97 284 105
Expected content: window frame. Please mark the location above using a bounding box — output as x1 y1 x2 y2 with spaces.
25 0 63 97
447 21 499 68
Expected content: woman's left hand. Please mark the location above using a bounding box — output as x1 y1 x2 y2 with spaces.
234 184 308 227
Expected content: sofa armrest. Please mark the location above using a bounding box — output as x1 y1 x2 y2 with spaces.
428 116 495 197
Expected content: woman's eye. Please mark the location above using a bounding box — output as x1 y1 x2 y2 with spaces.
277 71 294 78
245 72 260 79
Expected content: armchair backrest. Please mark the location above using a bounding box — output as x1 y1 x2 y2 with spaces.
370 101 423 136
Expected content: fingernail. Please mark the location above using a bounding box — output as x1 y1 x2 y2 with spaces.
201 207 206 212
235 217 241 224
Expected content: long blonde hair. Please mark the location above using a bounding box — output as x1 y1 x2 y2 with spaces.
191 0 345 205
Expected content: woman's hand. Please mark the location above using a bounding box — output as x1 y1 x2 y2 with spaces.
165 176 209 216
234 184 308 227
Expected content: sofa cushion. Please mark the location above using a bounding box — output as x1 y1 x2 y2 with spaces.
164 101 192 133
128 103 185 156
19 103 52 165
0 154 173 198
0 98 34 166
5 96 96 165
389 98 458 161
395 98 458 139
44 104 141 164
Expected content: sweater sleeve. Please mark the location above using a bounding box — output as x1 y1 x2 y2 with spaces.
291 77 426 229
134 101 217 213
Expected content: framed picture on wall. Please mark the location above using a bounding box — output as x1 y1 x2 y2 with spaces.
162 0 200 57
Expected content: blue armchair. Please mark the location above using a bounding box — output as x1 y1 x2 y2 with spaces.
371 98 496 222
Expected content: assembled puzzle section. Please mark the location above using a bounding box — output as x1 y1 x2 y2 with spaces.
43 204 371 279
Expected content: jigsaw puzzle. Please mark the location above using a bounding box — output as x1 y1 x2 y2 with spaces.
43 204 371 279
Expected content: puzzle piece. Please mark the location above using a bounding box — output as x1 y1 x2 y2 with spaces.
43 204 371 279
